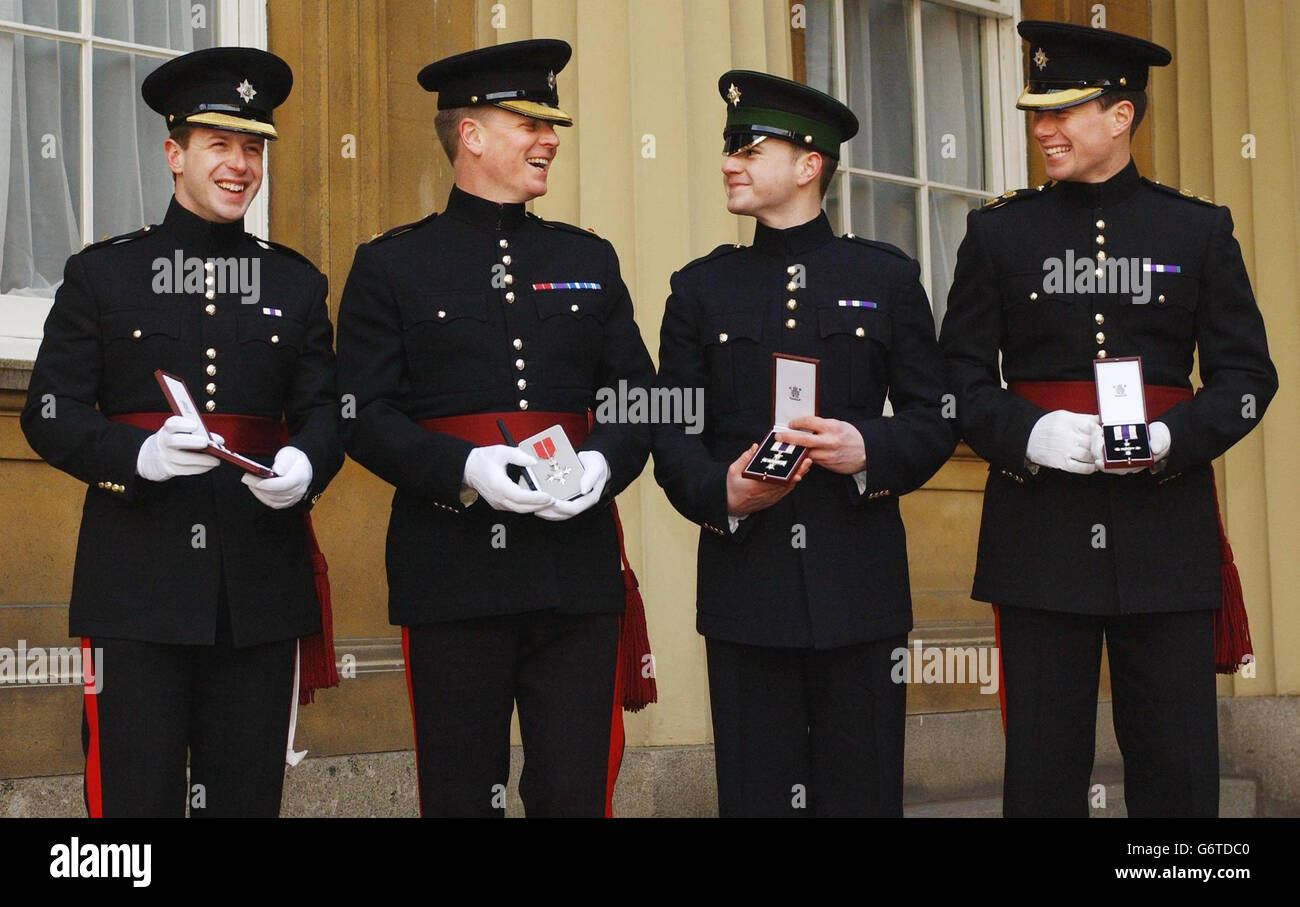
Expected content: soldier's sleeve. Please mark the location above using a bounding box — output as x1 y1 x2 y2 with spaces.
580 239 655 501
1158 207 1277 473
284 268 344 507
938 210 1049 474
20 253 153 501
847 260 956 501
651 271 750 542
336 241 474 507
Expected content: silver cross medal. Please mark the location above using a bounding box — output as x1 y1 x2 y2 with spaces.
545 458 572 484
1115 439 1140 459
760 451 789 472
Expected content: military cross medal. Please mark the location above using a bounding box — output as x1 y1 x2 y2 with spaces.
533 437 571 484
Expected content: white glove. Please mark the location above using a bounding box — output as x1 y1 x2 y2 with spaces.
1091 420 1171 474
463 445 555 513
136 415 222 482
242 446 313 509
535 451 609 521
1026 410 1100 475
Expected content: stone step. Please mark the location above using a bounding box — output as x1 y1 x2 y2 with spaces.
903 776 1258 818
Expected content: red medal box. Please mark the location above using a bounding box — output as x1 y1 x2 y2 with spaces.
742 353 820 484
1093 356 1154 468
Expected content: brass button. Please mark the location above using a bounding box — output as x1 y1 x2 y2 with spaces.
205 289 215 300
786 281 797 292
206 348 217 359
502 255 512 266
785 318 796 329
1095 268 1104 279
1095 332 1105 344
132 329 142 339
1157 294 1166 305
855 326 865 338
718 332 728 343
513 338 523 350
515 358 525 370
206 364 216 376
1029 291 1038 301
437 310 446 319
1096 250 1107 261
205 382 217 395
846 232 855 238
499 239 509 249
518 399 529 410
786 265 798 275
1095 313 1104 325
204 261 214 272
517 379 527 390
205 400 216 412
503 274 513 286
205 303 215 315
1095 220 1105 229
1095 235 1105 245
505 291 515 303
271 334 279 344
786 299 797 310
570 304 579 312
205 275 215 286
1097 349 1107 359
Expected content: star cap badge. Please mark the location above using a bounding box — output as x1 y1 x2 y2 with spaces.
726 82 742 107
236 79 257 103
1033 48 1048 71
547 69 556 91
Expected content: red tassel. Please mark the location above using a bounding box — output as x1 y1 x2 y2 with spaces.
298 515 340 704
1209 470 1252 675
609 502 657 712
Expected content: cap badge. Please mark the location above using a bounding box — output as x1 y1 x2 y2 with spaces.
726 82 741 107
547 69 556 90
236 79 257 103
1033 48 1048 71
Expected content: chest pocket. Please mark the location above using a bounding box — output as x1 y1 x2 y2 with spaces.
398 292 491 392
818 306 889 407
235 311 306 410
1119 272 1199 357
101 309 182 399
534 289 606 388
102 309 180 344
703 310 764 413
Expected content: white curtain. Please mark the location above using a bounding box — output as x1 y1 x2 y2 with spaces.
1 0 195 296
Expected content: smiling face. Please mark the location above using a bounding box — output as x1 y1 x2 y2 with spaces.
1031 99 1132 183
165 127 264 223
720 138 823 228
456 106 559 203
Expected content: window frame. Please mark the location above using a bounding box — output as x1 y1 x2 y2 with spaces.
0 0 269 363
821 0 1027 306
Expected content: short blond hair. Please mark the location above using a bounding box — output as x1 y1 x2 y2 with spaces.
434 106 474 163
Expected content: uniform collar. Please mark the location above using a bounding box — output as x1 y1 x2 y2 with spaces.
162 196 246 251
752 211 835 257
1055 158 1142 208
445 184 528 231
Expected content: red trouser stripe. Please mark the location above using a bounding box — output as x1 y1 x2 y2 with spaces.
401 627 422 817
992 608 1007 734
605 626 626 818
81 638 103 818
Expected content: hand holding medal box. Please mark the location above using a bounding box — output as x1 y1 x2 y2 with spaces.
153 370 278 477
1093 356 1154 468
742 353 820 484
503 422 587 501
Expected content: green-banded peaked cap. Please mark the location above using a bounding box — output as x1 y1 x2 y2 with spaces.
718 70 858 157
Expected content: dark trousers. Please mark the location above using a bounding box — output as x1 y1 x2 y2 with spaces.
402 610 621 817
996 605 1219 817
705 635 907 817
81 603 296 818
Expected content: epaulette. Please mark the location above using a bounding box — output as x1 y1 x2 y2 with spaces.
250 235 320 269
980 184 1050 210
369 211 439 243
81 224 155 252
678 242 747 274
526 211 605 240
840 233 910 260
1142 177 1215 206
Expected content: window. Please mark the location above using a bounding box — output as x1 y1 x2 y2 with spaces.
0 0 267 361
799 0 1026 329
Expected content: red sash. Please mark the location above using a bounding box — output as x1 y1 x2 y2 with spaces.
419 411 658 712
1007 381 1252 674
110 412 339 703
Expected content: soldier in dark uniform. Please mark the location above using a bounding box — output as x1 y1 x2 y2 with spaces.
335 39 655 818
20 48 342 817
939 21 1277 817
653 72 955 817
